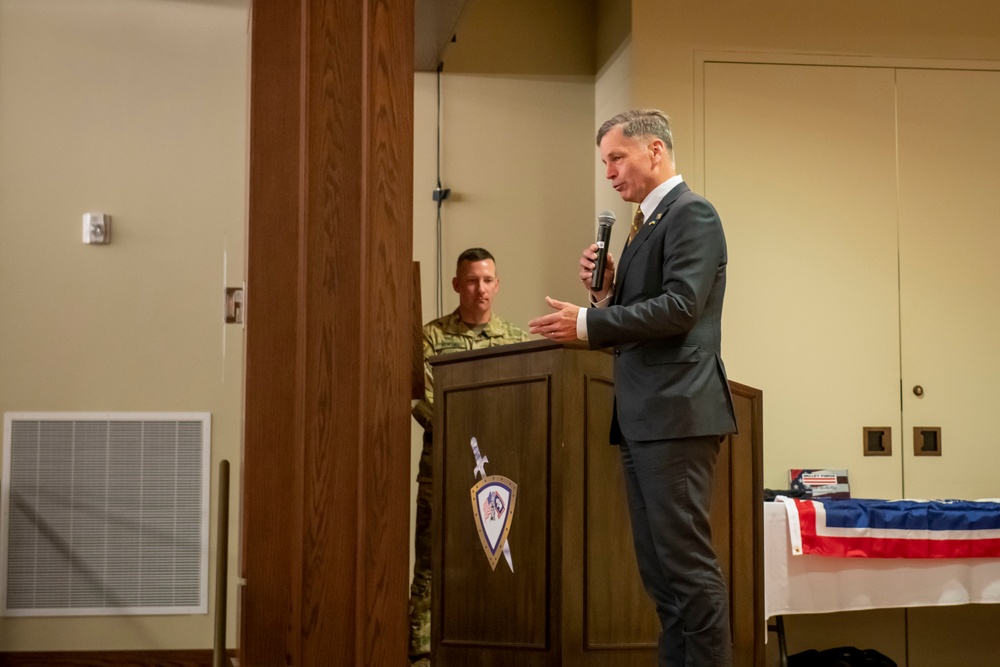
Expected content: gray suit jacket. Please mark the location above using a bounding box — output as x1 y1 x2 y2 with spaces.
587 182 737 443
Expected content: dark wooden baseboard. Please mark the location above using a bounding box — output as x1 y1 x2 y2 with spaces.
0 650 234 667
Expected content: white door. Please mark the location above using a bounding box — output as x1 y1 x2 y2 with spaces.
705 60 1000 666
704 61 904 500
897 68 1000 501
896 67 1000 667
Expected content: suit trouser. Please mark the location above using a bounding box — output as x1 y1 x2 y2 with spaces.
619 434 733 667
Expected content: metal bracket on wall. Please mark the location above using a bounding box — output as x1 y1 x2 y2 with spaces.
225 287 245 324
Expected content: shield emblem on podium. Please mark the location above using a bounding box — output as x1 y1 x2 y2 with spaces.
470 475 517 571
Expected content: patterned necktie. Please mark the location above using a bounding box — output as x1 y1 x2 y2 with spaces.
628 207 644 244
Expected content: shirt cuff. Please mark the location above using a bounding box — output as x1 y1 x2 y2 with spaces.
576 307 589 341
589 282 614 307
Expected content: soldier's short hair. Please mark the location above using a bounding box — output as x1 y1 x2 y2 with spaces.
457 247 495 268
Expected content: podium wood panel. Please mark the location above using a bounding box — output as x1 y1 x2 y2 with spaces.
441 377 550 648
431 341 763 666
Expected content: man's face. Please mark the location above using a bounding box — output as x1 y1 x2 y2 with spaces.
599 126 661 204
453 259 499 324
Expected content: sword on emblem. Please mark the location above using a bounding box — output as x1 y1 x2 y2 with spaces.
470 437 514 572
471 436 489 480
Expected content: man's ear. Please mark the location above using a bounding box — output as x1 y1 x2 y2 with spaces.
648 138 666 163
452 276 460 293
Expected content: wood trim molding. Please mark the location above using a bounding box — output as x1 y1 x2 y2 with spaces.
0 650 232 667
242 0 414 664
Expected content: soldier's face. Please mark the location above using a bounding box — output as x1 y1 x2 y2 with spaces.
453 259 499 323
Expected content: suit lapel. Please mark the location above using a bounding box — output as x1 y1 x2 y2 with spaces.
613 182 690 303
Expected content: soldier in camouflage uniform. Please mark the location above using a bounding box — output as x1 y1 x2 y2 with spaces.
409 248 529 666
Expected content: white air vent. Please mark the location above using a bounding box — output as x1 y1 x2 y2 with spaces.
1 413 210 616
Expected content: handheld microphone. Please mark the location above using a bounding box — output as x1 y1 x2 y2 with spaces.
591 210 616 291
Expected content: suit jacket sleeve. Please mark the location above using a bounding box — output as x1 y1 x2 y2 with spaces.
585 187 737 441
587 194 726 346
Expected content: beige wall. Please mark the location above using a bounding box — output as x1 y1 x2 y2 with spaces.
631 0 1000 479
632 0 1000 195
596 0 630 71
422 72 596 328
594 38 633 260
411 1 1000 662
15 0 997 656
0 0 247 651
410 73 596 569
441 0 596 75
413 0 600 339
409 0 602 578
626 6 1000 663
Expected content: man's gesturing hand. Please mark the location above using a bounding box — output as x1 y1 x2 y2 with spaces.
529 296 581 342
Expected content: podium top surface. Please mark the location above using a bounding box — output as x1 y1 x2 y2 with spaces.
427 338 602 367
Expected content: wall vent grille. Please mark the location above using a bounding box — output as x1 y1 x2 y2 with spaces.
2 413 210 616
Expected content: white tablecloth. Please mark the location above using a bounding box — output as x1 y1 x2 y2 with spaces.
764 501 1000 618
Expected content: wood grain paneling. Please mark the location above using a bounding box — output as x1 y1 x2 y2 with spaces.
242 1 303 665
584 375 659 649
726 381 765 667
439 378 551 648
242 0 413 665
0 650 228 667
430 343 764 666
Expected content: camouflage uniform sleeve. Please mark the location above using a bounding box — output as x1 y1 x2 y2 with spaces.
511 324 531 343
410 324 438 430
495 318 531 344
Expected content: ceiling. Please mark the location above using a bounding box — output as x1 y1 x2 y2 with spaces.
414 0 468 71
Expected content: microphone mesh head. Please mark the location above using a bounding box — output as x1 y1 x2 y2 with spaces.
598 210 616 226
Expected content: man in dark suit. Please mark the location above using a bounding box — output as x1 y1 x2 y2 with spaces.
529 109 736 666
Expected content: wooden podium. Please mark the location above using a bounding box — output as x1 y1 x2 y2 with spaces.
430 340 764 666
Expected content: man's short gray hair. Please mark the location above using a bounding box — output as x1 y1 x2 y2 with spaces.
596 109 673 153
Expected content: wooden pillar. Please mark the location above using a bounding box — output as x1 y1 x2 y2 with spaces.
241 0 414 665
